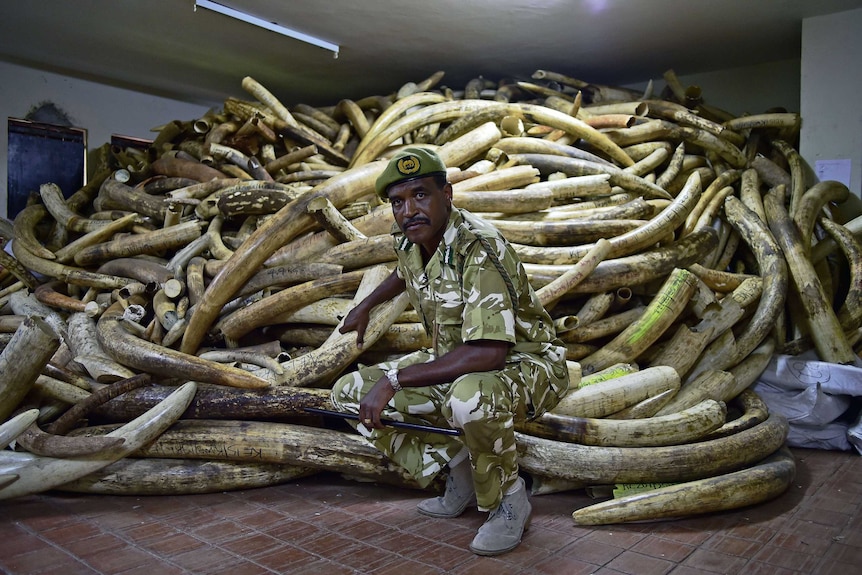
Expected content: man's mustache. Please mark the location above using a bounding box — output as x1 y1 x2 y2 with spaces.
404 217 430 227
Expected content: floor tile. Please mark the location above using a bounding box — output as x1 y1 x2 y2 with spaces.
0 447 859 575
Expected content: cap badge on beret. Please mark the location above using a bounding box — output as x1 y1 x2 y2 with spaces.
396 155 422 176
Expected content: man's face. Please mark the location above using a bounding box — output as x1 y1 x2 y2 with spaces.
387 176 452 256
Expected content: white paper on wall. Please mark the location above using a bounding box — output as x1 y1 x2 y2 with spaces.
814 158 852 188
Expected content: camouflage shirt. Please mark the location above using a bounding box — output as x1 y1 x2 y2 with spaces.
392 207 564 366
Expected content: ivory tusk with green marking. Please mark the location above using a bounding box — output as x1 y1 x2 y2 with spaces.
570 447 795 525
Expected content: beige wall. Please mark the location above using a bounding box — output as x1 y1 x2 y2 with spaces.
800 7 862 198
675 59 801 116
626 8 862 200
625 59 801 117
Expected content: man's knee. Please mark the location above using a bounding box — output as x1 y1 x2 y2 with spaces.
445 372 508 425
331 370 366 409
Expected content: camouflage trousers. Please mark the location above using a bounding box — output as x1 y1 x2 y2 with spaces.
331 349 566 511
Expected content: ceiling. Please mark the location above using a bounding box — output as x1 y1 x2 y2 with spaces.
3 0 862 109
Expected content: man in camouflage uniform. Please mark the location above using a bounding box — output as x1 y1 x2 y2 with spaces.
331 147 569 556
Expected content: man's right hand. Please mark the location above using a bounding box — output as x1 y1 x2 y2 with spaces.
339 303 371 347
338 269 406 348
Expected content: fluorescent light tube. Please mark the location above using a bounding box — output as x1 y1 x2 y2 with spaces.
195 0 339 57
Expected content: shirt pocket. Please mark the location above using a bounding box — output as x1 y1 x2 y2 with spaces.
432 275 464 353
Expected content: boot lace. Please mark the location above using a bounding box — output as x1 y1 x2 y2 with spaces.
490 502 516 522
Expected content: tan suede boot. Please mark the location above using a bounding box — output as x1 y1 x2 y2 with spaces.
468 477 531 556
416 457 475 518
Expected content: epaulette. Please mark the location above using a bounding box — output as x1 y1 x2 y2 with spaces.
395 235 412 252
442 244 455 266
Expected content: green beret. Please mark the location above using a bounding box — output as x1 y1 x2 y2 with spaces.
375 147 447 199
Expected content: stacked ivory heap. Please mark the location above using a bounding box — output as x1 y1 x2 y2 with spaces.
1 69 860 525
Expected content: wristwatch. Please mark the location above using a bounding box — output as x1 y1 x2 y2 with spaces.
386 367 403 392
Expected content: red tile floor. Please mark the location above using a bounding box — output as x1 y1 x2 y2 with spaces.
1 447 860 575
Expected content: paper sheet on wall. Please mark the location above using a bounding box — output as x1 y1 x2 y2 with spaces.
814 158 852 188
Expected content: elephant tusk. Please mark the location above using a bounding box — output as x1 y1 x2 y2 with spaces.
0 382 196 500
0 408 40 449
97 295 269 389
764 189 855 364
14 421 125 458
74 220 204 267
516 412 788 485
570 447 795 525
580 269 699 375
0 242 40 289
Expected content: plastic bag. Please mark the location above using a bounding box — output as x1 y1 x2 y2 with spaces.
753 352 862 453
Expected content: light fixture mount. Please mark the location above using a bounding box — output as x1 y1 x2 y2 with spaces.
194 0 339 58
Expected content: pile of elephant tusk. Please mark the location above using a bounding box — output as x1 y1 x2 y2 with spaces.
1 68 860 525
